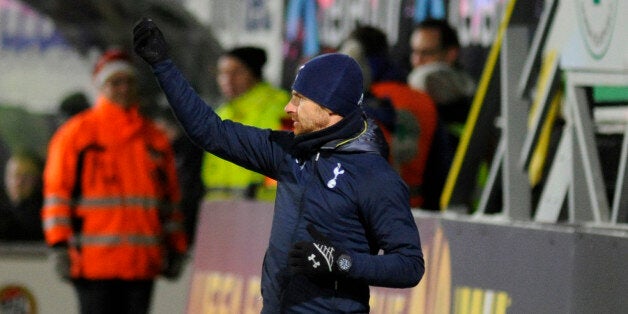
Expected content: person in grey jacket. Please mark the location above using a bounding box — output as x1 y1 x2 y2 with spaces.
133 18 424 313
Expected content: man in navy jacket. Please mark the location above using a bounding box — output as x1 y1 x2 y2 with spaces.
134 18 424 313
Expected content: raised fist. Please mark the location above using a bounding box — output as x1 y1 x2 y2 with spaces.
133 18 169 65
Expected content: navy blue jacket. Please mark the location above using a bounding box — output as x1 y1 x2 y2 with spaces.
153 60 424 313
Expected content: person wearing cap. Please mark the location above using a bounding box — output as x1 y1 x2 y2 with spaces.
339 25 439 210
203 46 290 201
42 48 188 314
134 18 424 313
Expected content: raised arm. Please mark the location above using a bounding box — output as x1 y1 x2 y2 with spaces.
132 18 286 177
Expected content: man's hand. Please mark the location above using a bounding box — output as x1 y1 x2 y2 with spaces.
51 247 71 281
161 251 187 281
288 224 352 278
133 18 169 65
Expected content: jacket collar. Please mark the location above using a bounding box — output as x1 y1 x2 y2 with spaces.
331 117 389 158
93 96 144 143
291 109 387 159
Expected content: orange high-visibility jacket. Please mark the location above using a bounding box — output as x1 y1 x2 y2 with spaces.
371 82 438 208
43 96 187 280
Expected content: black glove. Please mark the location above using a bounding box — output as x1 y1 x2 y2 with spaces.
161 251 187 280
288 224 352 277
133 17 169 65
50 247 71 281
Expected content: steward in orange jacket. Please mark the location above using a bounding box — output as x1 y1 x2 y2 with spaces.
371 82 438 208
43 50 187 287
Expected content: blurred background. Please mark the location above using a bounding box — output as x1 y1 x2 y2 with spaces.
1 1 627 313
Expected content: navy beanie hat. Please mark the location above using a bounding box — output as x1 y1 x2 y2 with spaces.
291 53 363 116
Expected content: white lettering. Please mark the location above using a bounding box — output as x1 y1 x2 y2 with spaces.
318 0 402 48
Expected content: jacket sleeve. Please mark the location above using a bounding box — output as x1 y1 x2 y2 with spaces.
151 60 285 179
349 172 425 288
42 123 80 247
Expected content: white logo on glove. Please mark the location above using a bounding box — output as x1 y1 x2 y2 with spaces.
313 243 335 272
308 254 320 268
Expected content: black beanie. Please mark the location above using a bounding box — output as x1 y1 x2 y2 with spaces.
292 53 364 116
224 46 267 79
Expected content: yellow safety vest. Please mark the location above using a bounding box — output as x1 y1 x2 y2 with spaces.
202 82 290 201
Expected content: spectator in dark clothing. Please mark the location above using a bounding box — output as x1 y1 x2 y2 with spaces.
152 106 204 244
0 149 45 241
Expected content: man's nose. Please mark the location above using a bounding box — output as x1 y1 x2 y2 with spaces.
284 102 295 113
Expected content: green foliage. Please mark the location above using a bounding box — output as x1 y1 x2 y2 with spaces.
0 104 55 158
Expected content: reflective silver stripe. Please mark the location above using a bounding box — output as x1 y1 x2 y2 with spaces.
71 196 177 212
42 216 72 230
45 196 176 210
78 196 161 207
44 196 73 207
77 234 162 246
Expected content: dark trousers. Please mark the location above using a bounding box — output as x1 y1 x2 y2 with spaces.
72 279 154 314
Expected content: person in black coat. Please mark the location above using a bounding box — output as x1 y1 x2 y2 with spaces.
0 149 45 241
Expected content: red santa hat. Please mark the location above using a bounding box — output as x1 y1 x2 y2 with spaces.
92 49 136 87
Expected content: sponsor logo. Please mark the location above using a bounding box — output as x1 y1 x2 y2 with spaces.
576 0 618 59
307 253 321 268
313 243 335 272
